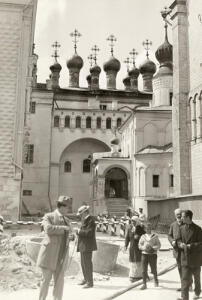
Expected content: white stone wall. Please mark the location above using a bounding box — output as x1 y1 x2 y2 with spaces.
0 0 37 219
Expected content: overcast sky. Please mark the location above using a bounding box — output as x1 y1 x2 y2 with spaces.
35 0 172 90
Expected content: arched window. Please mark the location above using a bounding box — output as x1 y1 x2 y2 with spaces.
97 117 101 129
76 116 81 128
65 116 70 128
54 116 60 127
86 116 91 128
64 161 71 173
106 117 111 129
83 159 91 173
117 118 122 128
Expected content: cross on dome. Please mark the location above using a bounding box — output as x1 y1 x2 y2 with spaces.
142 39 152 59
91 45 100 64
70 29 82 54
51 41 61 62
130 48 138 67
88 54 94 67
123 57 131 71
160 7 172 41
107 34 117 56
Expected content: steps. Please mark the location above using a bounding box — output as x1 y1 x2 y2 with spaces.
105 198 129 218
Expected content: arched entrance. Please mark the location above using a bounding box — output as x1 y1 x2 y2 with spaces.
105 167 128 199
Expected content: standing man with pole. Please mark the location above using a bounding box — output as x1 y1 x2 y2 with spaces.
76 205 97 288
37 195 73 300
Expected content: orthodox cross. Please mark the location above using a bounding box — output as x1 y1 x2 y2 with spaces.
123 57 131 72
161 7 172 39
142 39 152 59
88 54 94 67
129 48 138 67
51 41 61 62
70 29 81 54
107 34 117 56
91 45 100 64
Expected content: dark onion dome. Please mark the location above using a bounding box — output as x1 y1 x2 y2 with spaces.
90 64 101 74
128 66 140 77
66 53 83 69
86 74 91 82
155 38 173 66
103 56 121 72
111 138 120 145
50 61 62 72
122 75 131 86
139 58 156 74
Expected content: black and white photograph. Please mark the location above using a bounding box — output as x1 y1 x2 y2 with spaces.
0 0 202 300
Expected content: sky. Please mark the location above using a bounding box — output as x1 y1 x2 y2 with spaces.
34 0 172 90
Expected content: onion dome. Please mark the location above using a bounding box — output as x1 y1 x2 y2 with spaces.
155 39 172 65
128 66 140 77
50 61 62 72
66 54 83 70
139 58 156 75
123 75 131 90
103 56 121 72
90 64 101 75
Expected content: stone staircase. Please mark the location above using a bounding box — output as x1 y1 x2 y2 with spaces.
105 198 129 218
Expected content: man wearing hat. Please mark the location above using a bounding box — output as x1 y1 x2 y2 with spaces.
37 195 73 300
76 205 97 288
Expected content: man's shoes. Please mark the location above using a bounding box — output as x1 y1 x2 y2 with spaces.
140 284 147 290
78 280 86 285
154 281 159 287
176 288 181 292
83 283 93 289
193 294 200 300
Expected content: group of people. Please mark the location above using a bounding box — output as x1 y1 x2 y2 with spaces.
37 196 97 300
124 215 161 289
168 209 202 300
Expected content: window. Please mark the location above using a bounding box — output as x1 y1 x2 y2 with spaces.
117 118 122 128
83 159 91 173
96 117 101 129
76 116 81 128
106 117 111 129
152 175 159 188
169 93 173 106
23 190 32 196
100 104 107 110
24 144 34 164
65 116 70 128
54 116 59 127
86 117 91 128
30 101 36 114
169 174 174 187
64 161 71 173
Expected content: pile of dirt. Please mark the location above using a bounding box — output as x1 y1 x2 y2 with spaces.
0 235 41 291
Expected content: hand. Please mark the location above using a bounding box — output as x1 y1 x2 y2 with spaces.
178 242 186 249
187 244 191 249
134 234 139 240
172 241 176 247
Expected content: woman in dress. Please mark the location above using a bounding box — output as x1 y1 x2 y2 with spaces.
125 216 145 282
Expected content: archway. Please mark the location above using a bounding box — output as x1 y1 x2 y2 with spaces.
105 167 128 199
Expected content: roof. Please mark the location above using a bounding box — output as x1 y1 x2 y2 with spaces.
136 143 172 155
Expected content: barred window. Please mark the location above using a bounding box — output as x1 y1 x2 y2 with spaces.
64 161 71 173
30 101 36 114
65 116 70 128
23 190 32 196
97 117 101 129
54 116 60 127
106 118 111 129
24 144 34 164
83 159 91 173
86 117 91 129
76 116 81 128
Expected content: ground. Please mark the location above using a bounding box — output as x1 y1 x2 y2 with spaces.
0 224 175 293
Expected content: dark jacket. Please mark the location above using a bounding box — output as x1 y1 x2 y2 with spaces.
77 215 97 252
168 221 182 260
125 224 145 262
178 222 202 268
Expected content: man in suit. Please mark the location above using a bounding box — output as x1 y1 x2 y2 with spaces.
177 210 202 300
168 208 183 291
37 195 73 300
76 205 97 288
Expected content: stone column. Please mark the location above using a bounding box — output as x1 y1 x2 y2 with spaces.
170 0 191 195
